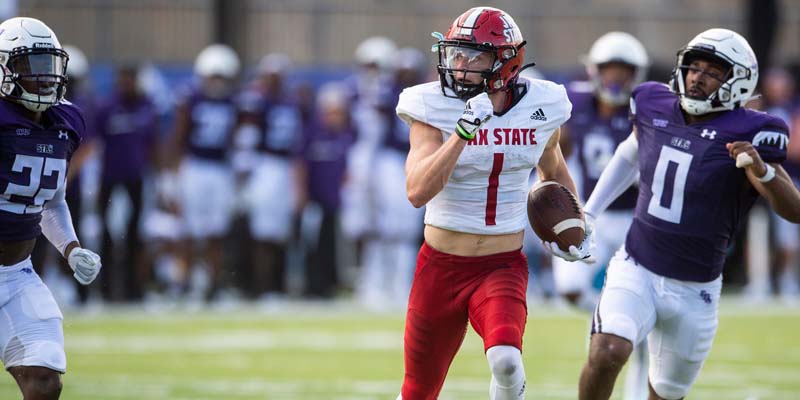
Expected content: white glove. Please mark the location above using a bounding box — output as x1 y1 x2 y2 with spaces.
455 92 493 140
543 213 596 263
68 248 102 285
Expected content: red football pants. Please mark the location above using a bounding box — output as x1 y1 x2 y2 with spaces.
400 242 529 400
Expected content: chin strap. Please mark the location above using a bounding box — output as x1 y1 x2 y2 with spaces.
518 62 537 75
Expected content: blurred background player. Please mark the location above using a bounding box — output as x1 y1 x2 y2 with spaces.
297 82 356 298
759 68 800 302
169 44 241 302
236 53 304 300
0 17 102 399
578 28 800 400
340 36 397 281
94 64 160 302
355 47 427 310
557 31 650 400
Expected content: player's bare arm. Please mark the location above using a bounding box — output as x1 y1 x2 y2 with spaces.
536 127 579 197
727 141 800 222
558 123 574 159
405 120 466 208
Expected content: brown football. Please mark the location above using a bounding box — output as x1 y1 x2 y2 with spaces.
527 181 585 252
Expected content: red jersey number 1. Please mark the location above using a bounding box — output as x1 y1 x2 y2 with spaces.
485 153 505 225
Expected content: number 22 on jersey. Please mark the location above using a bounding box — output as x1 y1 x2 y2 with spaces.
2 154 66 214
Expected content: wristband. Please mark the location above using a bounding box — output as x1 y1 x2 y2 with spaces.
455 123 475 141
757 164 776 183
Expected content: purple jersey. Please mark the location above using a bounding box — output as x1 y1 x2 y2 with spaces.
0 99 84 241
300 120 356 212
179 87 237 161
567 82 637 209
236 89 303 157
96 95 158 183
627 82 789 282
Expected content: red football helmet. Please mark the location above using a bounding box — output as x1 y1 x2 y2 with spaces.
436 7 527 99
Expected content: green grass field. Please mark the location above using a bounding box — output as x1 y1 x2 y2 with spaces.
1 300 798 400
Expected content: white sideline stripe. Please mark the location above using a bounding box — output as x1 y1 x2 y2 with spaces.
67 330 403 353
552 218 584 234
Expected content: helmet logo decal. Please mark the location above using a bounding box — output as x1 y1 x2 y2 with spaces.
500 15 518 43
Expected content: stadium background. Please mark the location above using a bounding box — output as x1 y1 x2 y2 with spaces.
1 0 799 399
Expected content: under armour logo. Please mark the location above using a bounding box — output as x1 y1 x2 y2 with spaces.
58 130 69 140
700 290 712 304
701 129 717 140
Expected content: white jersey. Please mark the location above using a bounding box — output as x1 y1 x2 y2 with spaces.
396 77 572 235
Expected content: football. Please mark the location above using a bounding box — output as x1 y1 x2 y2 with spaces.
527 181 585 252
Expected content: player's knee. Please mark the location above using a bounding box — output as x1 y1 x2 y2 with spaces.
588 333 633 372
18 367 62 399
486 345 524 385
650 378 687 399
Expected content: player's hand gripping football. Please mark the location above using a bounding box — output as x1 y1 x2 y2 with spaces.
455 92 493 141
68 247 102 285
543 213 596 263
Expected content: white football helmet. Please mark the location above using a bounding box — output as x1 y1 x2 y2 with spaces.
584 31 649 106
670 28 758 115
194 44 240 79
63 45 88 80
355 36 397 72
0 17 68 112
257 52 292 76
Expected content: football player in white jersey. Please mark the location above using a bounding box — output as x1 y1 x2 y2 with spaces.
395 7 592 399
557 32 651 400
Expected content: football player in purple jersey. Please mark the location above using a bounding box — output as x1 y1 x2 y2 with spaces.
0 17 102 399
235 53 304 299
578 29 800 400
557 32 651 400
168 44 240 301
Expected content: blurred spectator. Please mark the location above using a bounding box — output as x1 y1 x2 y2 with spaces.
298 82 356 298
169 44 241 302
95 65 160 301
236 53 304 299
762 68 800 301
